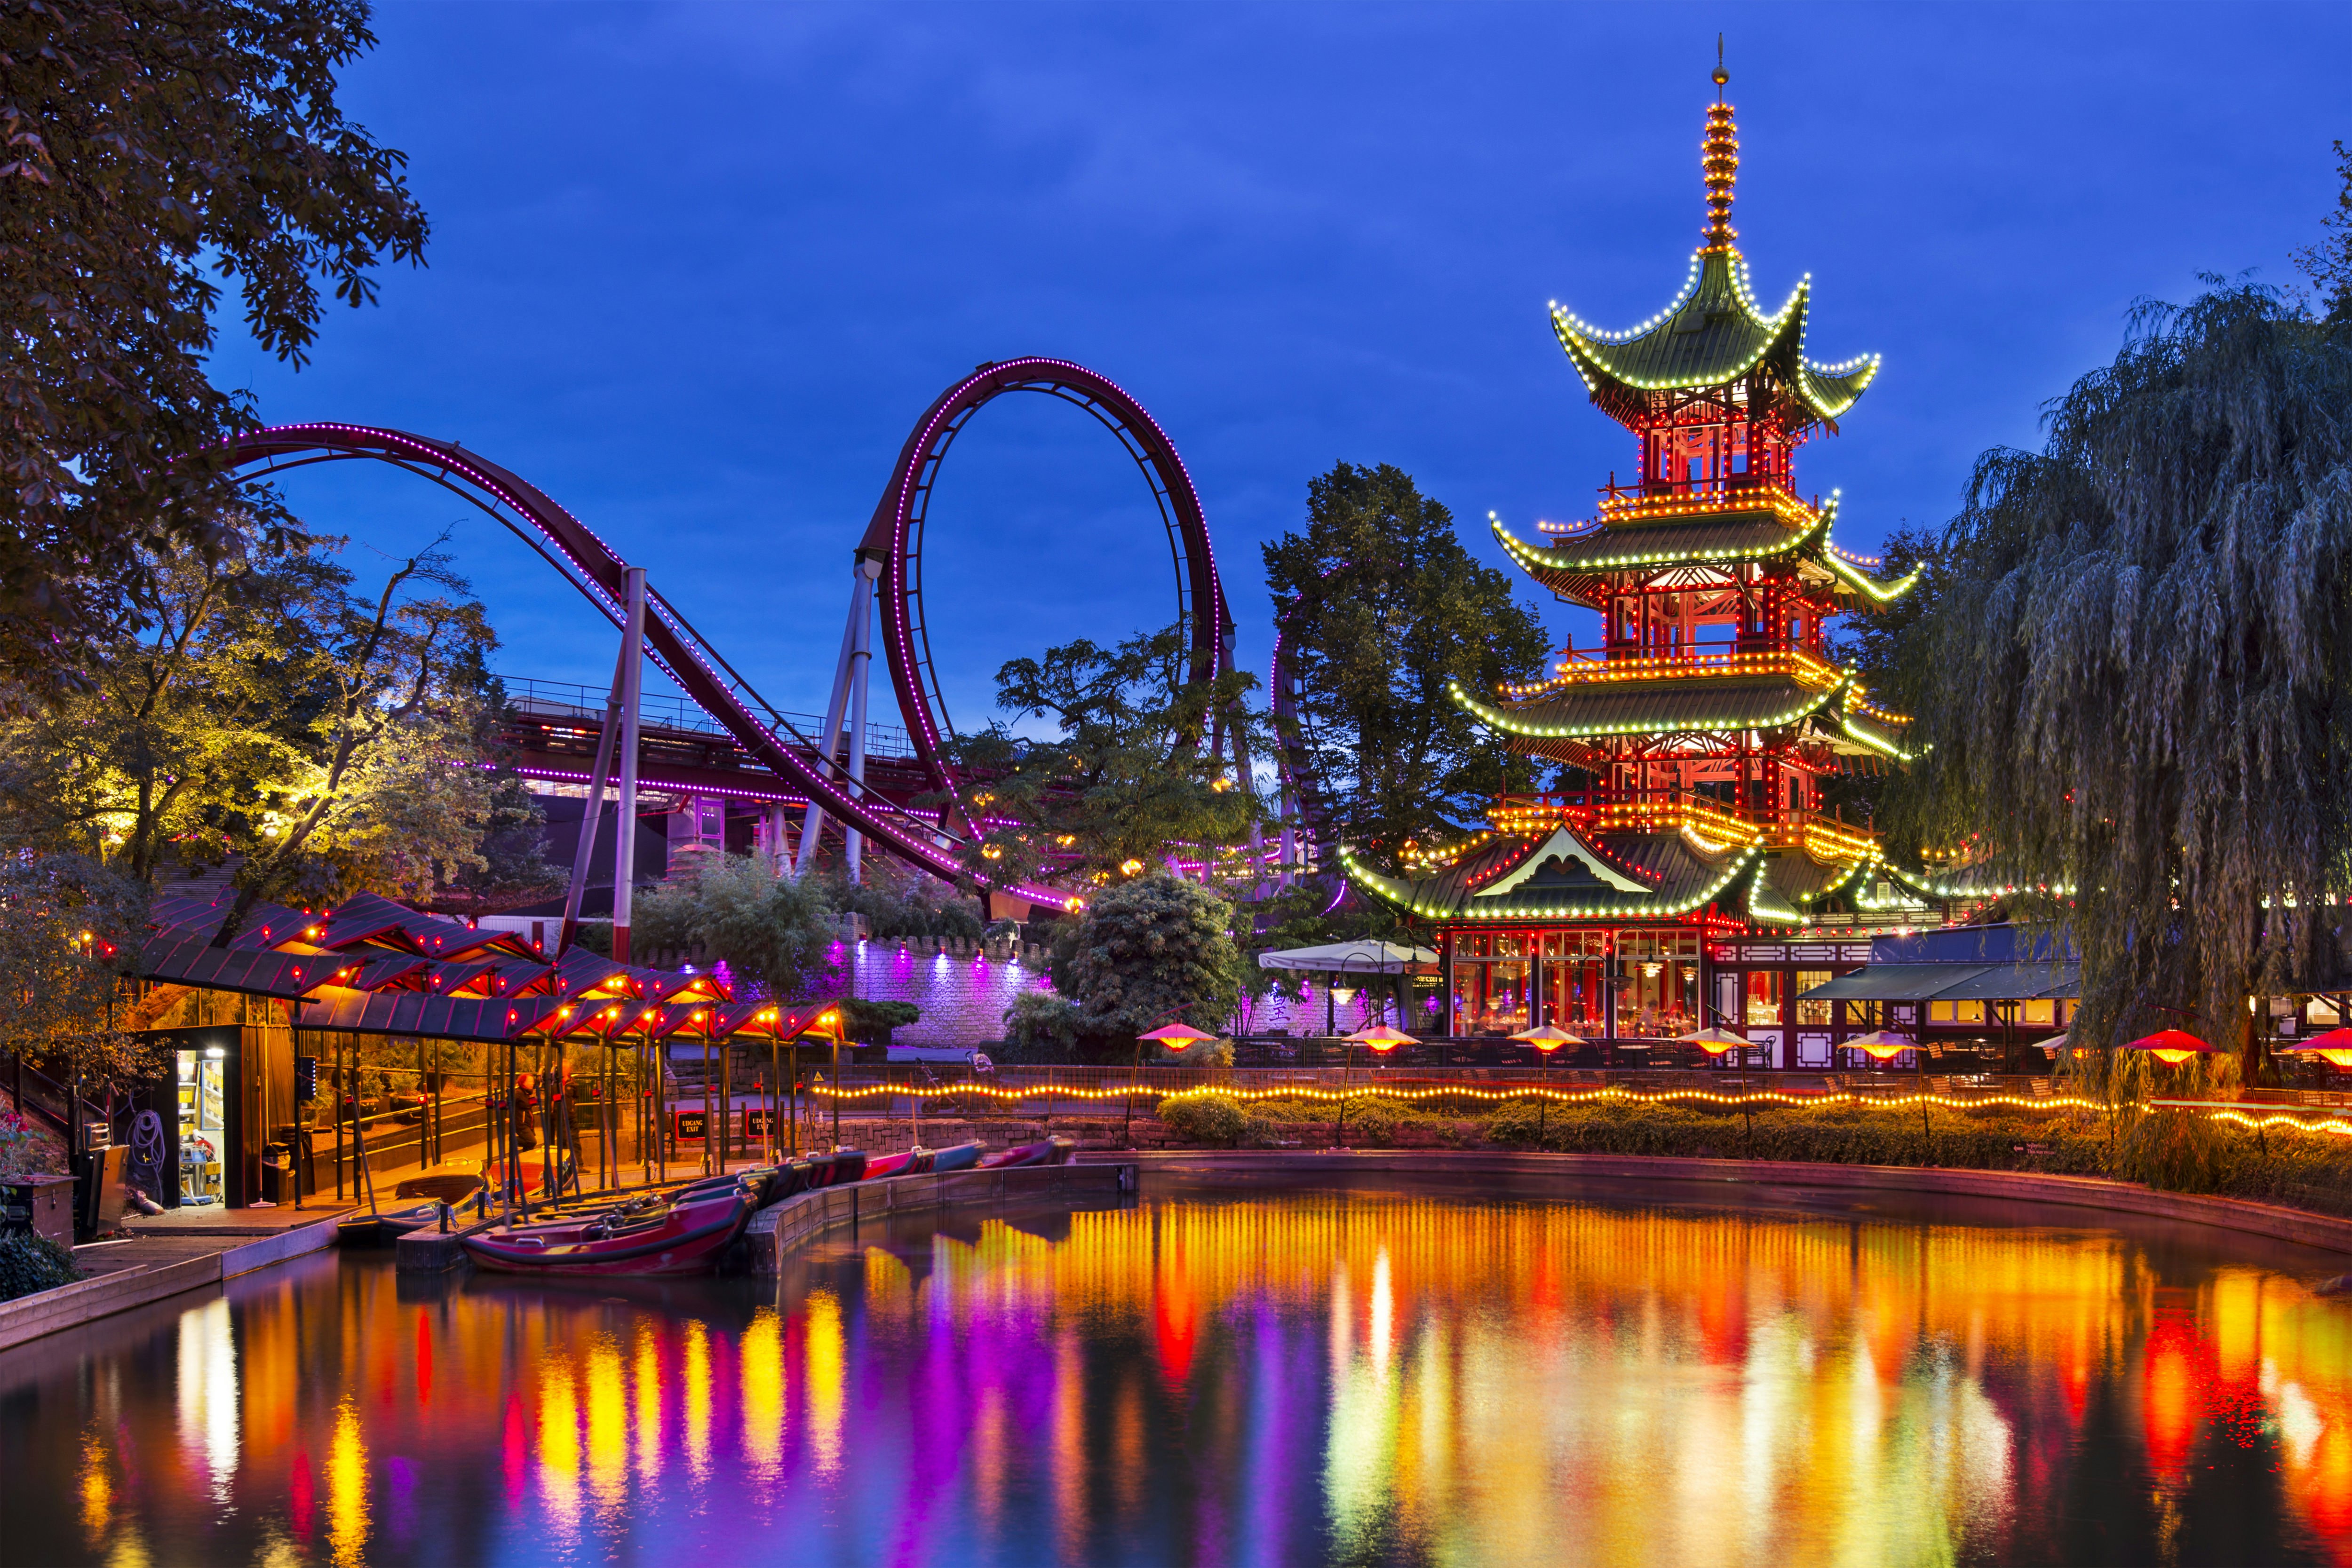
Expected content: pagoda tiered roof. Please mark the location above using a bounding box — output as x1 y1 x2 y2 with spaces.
1447 649 1914 767
1493 493 1919 610
1340 796 1928 926
1550 249 1880 428
1337 66 1937 938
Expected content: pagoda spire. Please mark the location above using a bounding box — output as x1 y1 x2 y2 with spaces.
1702 40 1739 251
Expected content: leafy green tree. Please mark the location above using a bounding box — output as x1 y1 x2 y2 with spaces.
2292 139 2352 325
1889 280 2352 1082
1049 873 1241 1056
1263 462 1549 867
442 776 564 915
0 851 159 1093
0 532 515 919
1821 522 1940 850
633 852 837 1000
997 989 1082 1064
944 622 1264 891
821 863 983 942
0 0 429 678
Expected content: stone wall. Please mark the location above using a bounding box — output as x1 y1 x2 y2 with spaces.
810 940 1420 1044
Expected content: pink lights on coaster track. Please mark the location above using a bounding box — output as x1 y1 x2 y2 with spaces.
219 422 1074 909
855 358 1235 803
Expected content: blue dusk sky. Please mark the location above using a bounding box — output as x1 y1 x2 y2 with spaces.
230 1 2350 733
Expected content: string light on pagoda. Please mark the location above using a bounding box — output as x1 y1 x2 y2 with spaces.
1702 45 1739 250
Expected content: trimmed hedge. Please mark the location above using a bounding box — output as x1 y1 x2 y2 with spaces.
1149 1093 2352 1218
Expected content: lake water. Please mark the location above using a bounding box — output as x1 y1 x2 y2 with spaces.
5 1173 2350 1567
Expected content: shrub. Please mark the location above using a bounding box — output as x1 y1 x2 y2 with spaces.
1160 1096 1249 1147
0 1111 59 1178
0 1233 79 1302
836 998 920 1046
998 991 1083 1064
1339 1096 1402 1147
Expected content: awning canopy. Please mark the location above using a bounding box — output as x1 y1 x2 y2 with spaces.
1921 963 2081 1001
132 888 838 1046
1798 964 1990 1001
1256 940 1438 974
1796 962 2082 1003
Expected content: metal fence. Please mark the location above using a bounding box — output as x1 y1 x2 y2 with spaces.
796 1062 2352 1116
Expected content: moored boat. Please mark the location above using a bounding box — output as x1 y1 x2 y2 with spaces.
860 1147 929 1181
336 1201 448 1247
461 1180 757 1276
978 1136 1076 1169
928 1140 984 1174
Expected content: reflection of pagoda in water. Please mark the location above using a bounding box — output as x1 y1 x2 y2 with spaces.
1344 64 1935 1052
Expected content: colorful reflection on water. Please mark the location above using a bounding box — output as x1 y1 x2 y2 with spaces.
5 1178 2352 1566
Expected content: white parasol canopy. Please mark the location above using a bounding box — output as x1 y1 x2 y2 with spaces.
1256 940 1438 974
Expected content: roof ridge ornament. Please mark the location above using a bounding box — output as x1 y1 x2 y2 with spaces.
1703 41 1739 251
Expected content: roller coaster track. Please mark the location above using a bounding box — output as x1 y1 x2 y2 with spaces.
856 358 1235 804
223 423 1073 909
228 362 1248 908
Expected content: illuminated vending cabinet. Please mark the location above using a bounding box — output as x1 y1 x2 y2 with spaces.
176 1043 228 1204
1340 66 1946 1055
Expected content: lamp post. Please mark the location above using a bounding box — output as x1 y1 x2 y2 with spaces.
1845 1029 1924 1138
1511 1025 1585 1143
1335 1025 1414 1148
1133 1023 1217 1147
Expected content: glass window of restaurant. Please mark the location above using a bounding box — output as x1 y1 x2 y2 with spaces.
1618 931 1701 1038
1794 972 1833 1027
1744 971 1783 1027
1540 931 1611 1034
1454 932 1531 1035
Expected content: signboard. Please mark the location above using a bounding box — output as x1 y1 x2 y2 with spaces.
670 1108 708 1144
743 1107 778 1140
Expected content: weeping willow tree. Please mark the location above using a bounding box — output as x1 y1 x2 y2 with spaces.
1893 281 2352 1086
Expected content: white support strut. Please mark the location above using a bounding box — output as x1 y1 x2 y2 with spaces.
612 566 647 962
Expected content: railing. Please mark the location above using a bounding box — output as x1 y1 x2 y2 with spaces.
785 1063 2352 1119
1477 792 1877 855
500 674 916 761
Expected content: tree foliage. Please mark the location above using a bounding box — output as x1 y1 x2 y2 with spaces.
821 863 983 942
943 622 1263 890
2293 139 2352 325
1822 522 1941 851
0 531 516 919
633 852 837 1001
1890 280 2352 1076
0 850 158 1085
1048 872 1241 1052
0 0 428 676
1263 462 1549 867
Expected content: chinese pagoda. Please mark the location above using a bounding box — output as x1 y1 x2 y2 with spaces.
1341 63 1934 1056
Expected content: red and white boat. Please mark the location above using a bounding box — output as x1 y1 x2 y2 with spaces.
461 1178 757 1276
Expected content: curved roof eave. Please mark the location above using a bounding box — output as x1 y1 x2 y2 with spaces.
1447 667 1853 743
1549 250 1878 420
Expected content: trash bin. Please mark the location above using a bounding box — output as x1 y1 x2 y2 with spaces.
270 1125 317 1197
